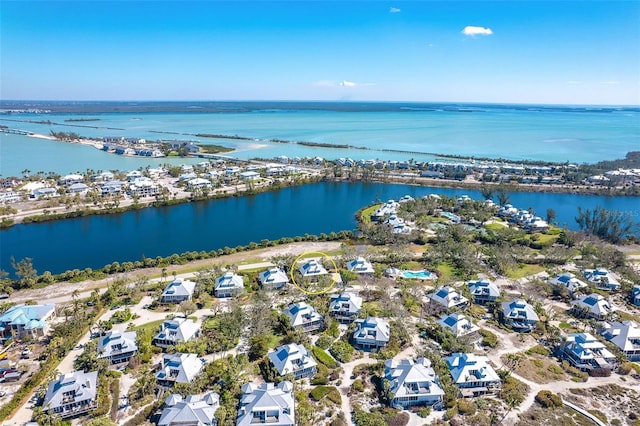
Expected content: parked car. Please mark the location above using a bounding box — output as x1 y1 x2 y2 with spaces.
0 390 7 397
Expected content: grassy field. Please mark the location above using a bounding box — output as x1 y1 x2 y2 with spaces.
506 264 545 279
359 204 382 224
199 144 234 154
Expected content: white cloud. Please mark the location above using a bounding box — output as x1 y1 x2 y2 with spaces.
462 26 493 36
389 7 401 13
340 80 357 87
567 80 582 85
600 80 619 85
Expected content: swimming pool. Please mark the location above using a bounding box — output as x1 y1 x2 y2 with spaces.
440 211 461 223
401 270 436 280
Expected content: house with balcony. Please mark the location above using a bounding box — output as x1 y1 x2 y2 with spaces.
548 272 588 296
156 353 205 387
352 317 390 351
600 320 640 361
268 344 317 380
437 313 480 340
43 371 98 419
346 257 374 275
559 333 617 372
158 392 220 426
444 353 501 397
631 285 640 307
500 299 539 332
258 267 289 291
467 279 500 305
428 286 469 312
153 317 201 349
161 278 196 304
583 268 621 291
283 302 324 333
571 293 616 320
0 303 56 343
298 259 328 279
384 357 444 409
214 271 244 298
237 382 295 426
96 331 138 367
329 292 363 324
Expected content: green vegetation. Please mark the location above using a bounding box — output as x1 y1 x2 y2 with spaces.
478 328 499 348
576 205 639 244
309 385 341 404
535 390 563 408
329 341 354 363
198 144 234 154
312 346 338 368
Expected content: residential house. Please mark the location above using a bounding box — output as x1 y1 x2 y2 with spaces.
444 353 501 397
571 293 616 320
153 317 201 349
428 286 469 312
258 267 289 290
68 182 89 194
214 271 244 298
158 392 220 426
156 353 205 387
467 279 500 305
548 272 588 296
161 278 196 304
237 382 295 426
631 285 640 307
329 292 363 324
559 333 617 372
346 257 374 275
298 259 328 278
268 344 317 380
500 299 539 332
0 304 56 343
601 320 640 361
583 268 621 291
437 313 480 340
96 331 138 367
129 177 159 197
384 357 444 409
43 371 98 419
352 317 390 351
239 171 260 181
59 174 84 186
283 302 324 333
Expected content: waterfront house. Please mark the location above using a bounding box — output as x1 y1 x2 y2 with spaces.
214 271 244 298
32 187 58 199
161 278 196 304
571 293 616 320
467 279 500 305
43 371 98 419
258 267 289 290
268 343 317 380
68 182 89 194
329 292 363 323
631 285 640 306
100 180 124 197
0 303 56 343
500 299 539 332
187 177 212 191
444 353 501 397
523 217 549 233
283 302 324 333
179 172 198 182
384 357 444 409
153 317 201 349
298 259 328 278
97 331 138 367
346 257 374 275
583 268 621 291
0 190 21 204
548 272 588 296
437 313 480 340
600 320 640 361
158 392 220 426
371 199 399 221
237 382 295 426
559 332 617 372
59 174 84 186
156 353 204 387
428 286 469 312
352 317 390 351
240 171 260 181
225 166 241 175
126 170 143 181
129 177 159 197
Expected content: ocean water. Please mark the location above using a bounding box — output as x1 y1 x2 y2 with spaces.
1 102 638 176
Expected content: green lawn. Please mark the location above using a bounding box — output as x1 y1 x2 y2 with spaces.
359 204 382 224
132 318 165 334
506 264 545 279
436 263 454 282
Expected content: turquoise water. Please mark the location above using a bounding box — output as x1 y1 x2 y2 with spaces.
401 270 435 279
1 102 639 175
2 181 638 275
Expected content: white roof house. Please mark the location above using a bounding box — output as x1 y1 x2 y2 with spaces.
268 344 318 380
156 353 205 387
237 382 295 426
298 259 328 277
548 272 588 295
43 371 98 418
346 257 374 275
437 313 480 338
501 299 540 332
571 293 616 320
583 268 621 291
161 278 196 304
59 174 84 185
153 317 201 349
561 333 617 371
384 357 444 409
214 271 244 298
158 392 220 426
97 331 138 366
444 353 501 397
601 320 640 361
329 292 363 323
467 279 500 305
353 317 390 351
283 302 324 332
428 286 469 311
631 285 640 306
259 267 289 290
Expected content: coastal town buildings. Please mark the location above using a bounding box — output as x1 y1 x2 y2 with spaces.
237 382 295 426
153 317 201 349
600 320 640 361
559 332 617 372
161 278 196 304
548 272 588 296
96 330 138 367
500 299 539 332
298 259 328 278
352 317 390 351
329 292 363 323
467 279 500 305
583 268 621 291
214 271 244 298
156 353 205 387
437 313 480 340
428 286 469 313
158 393 220 426
384 357 444 409
267 343 318 380
283 302 324 333
346 257 374 275
43 371 98 419
631 285 640 306
0 304 56 343
444 353 501 397
571 293 616 320
258 267 289 290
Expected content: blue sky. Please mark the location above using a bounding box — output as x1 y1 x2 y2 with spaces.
1 1 639 104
